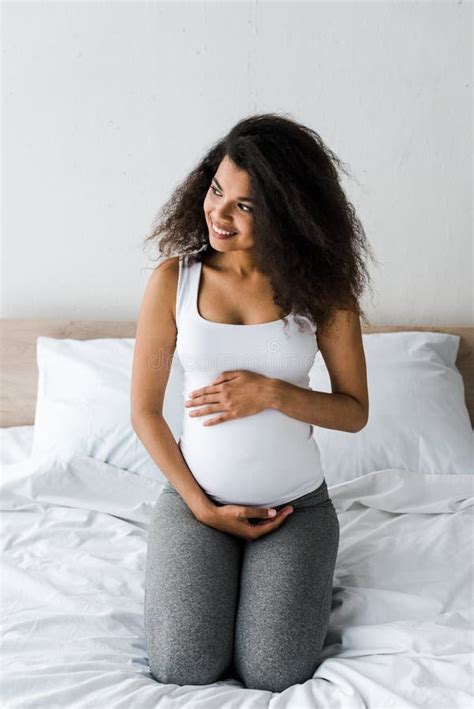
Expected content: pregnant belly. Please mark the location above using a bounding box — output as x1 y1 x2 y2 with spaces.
178 408 323 506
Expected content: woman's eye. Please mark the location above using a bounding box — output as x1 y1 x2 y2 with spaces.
209 185 252 212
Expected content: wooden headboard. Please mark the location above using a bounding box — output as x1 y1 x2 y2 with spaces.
1 319 473 428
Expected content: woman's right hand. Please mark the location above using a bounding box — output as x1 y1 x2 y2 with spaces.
197 502 294 540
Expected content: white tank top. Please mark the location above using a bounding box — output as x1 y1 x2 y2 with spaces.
176 253 325 508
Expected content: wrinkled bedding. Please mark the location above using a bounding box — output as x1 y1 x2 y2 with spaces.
1 454 473 708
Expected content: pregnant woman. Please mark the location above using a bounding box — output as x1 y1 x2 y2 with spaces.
131 113 372 692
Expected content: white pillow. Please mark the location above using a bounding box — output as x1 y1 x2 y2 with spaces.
31 332 473 485
0 425 34 465
309 331 473 484
31 337 185 479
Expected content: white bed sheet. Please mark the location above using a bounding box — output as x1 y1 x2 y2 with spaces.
1 454 473 708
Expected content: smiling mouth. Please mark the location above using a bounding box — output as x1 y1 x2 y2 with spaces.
209 219 238 238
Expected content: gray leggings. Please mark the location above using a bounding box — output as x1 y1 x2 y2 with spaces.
144 478 340 693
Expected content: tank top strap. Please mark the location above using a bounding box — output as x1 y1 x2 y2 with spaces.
176 254 199 329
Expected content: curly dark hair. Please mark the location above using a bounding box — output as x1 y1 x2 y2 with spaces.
143 112 378 334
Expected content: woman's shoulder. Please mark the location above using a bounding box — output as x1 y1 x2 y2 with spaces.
150 257 180 323
154 255 180 274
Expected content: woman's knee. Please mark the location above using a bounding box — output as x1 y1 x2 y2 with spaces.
235 649 316 693
147 642 230 686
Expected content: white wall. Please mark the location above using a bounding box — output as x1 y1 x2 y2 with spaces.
2 1 472 325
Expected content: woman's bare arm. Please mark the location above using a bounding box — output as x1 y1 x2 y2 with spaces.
267 308 369 432
130 257 215 521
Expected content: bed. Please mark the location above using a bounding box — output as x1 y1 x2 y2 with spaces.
1 318 473 708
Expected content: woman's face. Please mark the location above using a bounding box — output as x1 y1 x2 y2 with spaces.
203 155 255 251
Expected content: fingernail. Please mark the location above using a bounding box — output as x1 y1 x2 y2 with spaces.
268 509 276 517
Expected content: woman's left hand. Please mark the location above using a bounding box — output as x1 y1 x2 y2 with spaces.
184 370 276 426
